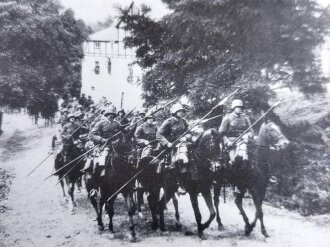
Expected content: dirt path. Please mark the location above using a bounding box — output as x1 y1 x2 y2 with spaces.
1 114 330 247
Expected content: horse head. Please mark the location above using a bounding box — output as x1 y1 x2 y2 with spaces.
258 121 290 150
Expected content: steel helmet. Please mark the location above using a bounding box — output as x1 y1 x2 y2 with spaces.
77 105 83 110
67 113 76 119
231 99 244 110
170 103 185 114
145 110 155 120
89 104 96 109
117 109 126 115
139 108 148 115
75 111 84 118
61 108 69 113
103 107 117 116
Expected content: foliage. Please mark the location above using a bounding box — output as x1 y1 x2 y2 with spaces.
119 0 330 114
0 0 89 117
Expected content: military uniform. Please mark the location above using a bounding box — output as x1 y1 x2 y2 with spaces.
135 121 158 159
89 118 122 173
57 115 68 127
156 116 189 147
219 112 253 163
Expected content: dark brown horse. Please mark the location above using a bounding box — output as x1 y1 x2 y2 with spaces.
87 133 137 242
54 140 85 213
212 119 290 237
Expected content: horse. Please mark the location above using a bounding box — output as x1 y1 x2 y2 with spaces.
135 147 182 232
212 119 290 237
151 134 217 240
53 139 85 213
88 132 137 242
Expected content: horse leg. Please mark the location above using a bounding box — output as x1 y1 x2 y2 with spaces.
200 188 216 231
213 184 224 230
158 181 177 231
106 197 116 237
189 191 206 240
172 194 182 229
136 188 144 218
147 188 160 231
250 186 270 238
124 192 137 242
65 177 75 213
234 188 251 235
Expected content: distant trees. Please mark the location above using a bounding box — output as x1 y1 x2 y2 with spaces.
0 0 89 117
119 0 330 113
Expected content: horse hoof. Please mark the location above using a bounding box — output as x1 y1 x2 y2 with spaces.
129 234 137 243
245 224 253 236
198 232 206 240
262 230 270 238
98 225 104 231
151 221 158 231
218 225 225 231
175 222 182 230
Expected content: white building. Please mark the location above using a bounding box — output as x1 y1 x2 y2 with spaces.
81 25 143 110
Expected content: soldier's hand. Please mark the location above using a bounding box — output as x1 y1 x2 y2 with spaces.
100 138 107 144
144 140 150 146
167 142 173 148
180 137 187 142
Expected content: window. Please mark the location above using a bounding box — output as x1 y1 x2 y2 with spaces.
94 61 100 74
94 42 100 49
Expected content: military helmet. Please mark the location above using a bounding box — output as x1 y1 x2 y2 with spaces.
117 109 126 115
61 108 69 113
231 99 244 110
103 107 117 116
67 113 76 119
170 103 185 114
89 104 96 109
139 108 147 115
77 105 83 110
75 111 84 118
145 110 155 120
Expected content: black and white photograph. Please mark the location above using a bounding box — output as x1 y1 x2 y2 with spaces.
1 0 330 246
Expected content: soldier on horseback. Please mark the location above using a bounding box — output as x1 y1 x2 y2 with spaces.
219 99 254 166
135 113 158 165
88 107 122 176
156 103 190 193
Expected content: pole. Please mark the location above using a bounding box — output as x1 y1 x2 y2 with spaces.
121 92 124 109
106 88 241 201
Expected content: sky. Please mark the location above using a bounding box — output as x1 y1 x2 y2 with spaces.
59 0 170 25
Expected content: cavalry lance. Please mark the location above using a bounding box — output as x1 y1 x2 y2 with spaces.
224 95 303 151
26 101 108 177
45 98 178 182
106 88 241 202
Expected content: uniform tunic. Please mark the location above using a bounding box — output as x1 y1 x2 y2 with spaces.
89 119 121 144
156 116 189 146
218 112 253 162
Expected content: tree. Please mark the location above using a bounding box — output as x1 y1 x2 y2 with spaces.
119 0 330 114
0 0 89 117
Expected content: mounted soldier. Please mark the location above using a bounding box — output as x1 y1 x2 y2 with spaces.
84 104 97 129
218 99 254 165
57 108 69 127
156 103 190 193
88 107 122 176
115 109 130 126
135 112 158 164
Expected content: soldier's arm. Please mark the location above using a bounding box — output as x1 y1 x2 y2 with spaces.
156 119 171 147
218 115 230 136
134 126 148 146
89 121 105 144
245 117 254 138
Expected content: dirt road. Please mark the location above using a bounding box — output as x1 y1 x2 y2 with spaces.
1 114 330 247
